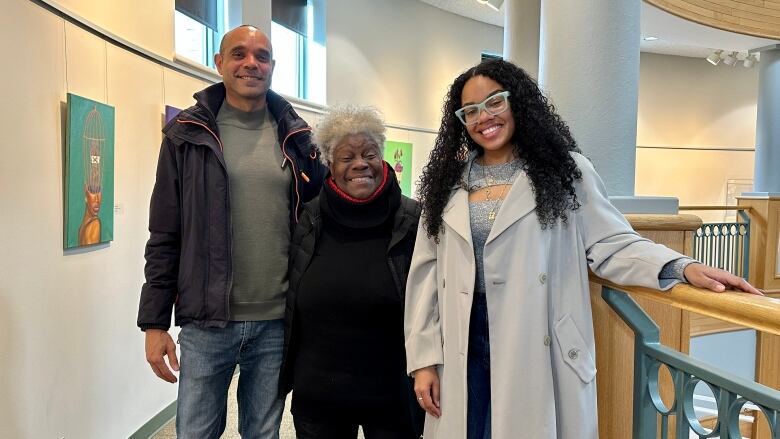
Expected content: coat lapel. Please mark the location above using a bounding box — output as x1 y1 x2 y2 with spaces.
442 187 473 245
485 169 536 245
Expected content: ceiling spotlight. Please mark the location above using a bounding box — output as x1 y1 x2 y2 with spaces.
643 36 659 41
706 50 723 65
744 54 757 68
722 51 738 66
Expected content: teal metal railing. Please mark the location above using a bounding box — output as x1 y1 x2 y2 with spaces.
601 286 780 439
686 208 751 278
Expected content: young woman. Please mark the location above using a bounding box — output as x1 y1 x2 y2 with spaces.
404 59 760 439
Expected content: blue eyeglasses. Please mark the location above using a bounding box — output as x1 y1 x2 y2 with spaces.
454 91 511 126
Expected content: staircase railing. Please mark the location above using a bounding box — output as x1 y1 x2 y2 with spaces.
680 206 751 279
592 276 780 439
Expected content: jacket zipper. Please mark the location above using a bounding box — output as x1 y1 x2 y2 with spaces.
280 127 313 224
176 118 233 323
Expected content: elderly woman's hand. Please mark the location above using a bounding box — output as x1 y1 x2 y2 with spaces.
684 263 763 295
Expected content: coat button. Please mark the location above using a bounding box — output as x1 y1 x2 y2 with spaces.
568 349 579 360
442 278 446 288
543 336 551 346
539 273 547 285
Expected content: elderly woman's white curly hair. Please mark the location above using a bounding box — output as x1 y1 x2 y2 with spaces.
314 104 386 164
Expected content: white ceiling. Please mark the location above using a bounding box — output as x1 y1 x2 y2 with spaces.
419 0 779 59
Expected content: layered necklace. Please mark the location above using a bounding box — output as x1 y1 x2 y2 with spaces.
469 158 521 223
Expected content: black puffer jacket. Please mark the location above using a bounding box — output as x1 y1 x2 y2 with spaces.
137 83 326 330
279 192 424 435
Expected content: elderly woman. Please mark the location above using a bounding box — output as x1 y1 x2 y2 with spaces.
279 104 423 439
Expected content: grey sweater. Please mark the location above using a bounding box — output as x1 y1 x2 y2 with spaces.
217 100 291 321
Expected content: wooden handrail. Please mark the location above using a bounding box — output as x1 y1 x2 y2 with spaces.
590 275 780 336
625 214 702 231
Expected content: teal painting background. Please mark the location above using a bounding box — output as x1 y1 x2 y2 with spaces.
384 141 413 197
65 93 115 249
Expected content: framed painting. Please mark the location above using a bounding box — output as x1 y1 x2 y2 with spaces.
384 140 413 197
64 93 115 249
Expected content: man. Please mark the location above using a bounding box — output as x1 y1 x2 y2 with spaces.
137 25 325 438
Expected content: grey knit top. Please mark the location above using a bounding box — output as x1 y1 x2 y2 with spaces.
467 159 522 293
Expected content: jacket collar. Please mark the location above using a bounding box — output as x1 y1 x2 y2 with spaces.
166 83 313 155
442 153 537 246
301 194 419 253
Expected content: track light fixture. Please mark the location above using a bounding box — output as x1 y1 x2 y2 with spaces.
706 50 757 68
722 51 738 66
707 50 723 65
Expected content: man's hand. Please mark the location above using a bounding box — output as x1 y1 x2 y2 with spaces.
145 329 179 383
413 365 441 418
684 263 763 295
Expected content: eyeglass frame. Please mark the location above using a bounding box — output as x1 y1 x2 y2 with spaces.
454 91 511 126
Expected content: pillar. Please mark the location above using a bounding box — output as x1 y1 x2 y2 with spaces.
538 0 641 196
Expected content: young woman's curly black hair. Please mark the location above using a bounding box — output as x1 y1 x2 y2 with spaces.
418 59 583 239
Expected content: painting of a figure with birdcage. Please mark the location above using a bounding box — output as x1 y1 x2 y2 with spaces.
64 93 115 249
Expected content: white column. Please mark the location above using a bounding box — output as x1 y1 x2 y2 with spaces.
538 0 641 196
752 44 780 195
502 0 540 79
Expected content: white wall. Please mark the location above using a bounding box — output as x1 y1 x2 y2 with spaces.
57 0 175 58
635 52 758 222
327 0 503 130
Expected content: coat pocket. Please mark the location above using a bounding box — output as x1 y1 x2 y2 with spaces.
554 314 597 383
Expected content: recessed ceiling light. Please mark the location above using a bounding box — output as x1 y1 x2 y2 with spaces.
643 36 659 41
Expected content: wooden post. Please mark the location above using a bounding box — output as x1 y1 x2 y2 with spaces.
590 214 701 439
737 195 780 439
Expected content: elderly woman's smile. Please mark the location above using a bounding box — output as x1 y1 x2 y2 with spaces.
330 133 384 199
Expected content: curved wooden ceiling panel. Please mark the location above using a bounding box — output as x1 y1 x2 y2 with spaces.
646 0 780 40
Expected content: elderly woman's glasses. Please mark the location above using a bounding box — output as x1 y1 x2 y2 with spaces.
454 91 511 126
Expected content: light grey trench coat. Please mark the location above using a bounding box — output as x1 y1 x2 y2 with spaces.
404 153 685 439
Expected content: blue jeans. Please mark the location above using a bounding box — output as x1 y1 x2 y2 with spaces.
467 292 491 439
176 319 285 439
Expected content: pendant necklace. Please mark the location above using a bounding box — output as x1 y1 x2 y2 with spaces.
480 160 518 222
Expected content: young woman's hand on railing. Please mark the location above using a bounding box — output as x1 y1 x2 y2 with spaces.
683 263 764 295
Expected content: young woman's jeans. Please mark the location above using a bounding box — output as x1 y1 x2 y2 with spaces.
175 319 285 439
467 291 492 439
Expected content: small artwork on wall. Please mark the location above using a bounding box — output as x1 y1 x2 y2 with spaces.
164 105 181 124
384 141 413 197
64 93 115 249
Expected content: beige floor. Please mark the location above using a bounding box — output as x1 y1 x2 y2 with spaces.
152 375 364 439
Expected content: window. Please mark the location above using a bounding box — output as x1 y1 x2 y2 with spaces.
272 0 326 105
174 0 229 69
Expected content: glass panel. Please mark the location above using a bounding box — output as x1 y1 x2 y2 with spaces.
271 22 300 98
175 11 207 65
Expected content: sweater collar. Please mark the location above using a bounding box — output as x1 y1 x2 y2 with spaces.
320 162 401 229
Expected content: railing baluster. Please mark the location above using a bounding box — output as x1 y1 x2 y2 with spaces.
601 286 780 439
690 210 751 279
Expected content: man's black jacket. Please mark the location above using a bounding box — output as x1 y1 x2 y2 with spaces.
137 83 325 330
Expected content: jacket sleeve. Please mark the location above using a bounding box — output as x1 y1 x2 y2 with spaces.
572 153 684 290
404 218 444 374
137 140 181 331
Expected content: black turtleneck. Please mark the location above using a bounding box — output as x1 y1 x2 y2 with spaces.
291 165 406 423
